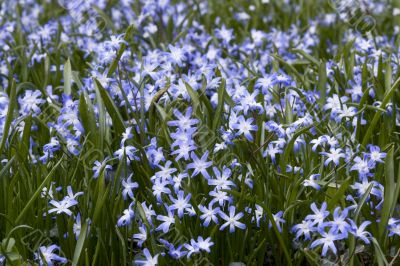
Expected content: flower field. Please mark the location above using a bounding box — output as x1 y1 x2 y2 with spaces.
1 0 400 265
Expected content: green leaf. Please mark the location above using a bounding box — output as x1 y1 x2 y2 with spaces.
293 49 319 66
185 82 200 112
0 156 14 180
148 84 170 132
72 219 89 266
0 80 16 154
371 237 389 266
212 79 226 131
385 56 392 92
154 102 168 121
63 58 72 96
114 226 127 266
18 115 32 159
107 25 135 78
362 77 400 147
15 156 64 224
79 92 100 149
327 178 352 209
348 184 373 266
263 206 293 266
379 147 396 247
318 61 327 108
281 123 314 171
301 249 321 266
95 79 126 136
284 89 293 124
92 185 110 226
271 54 306 86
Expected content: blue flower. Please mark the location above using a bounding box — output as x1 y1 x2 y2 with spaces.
196 236 214 253
324 94 348 114
265 121 286 138
320 148 345 166
120 126 133 145
323 135 339 148
286 165 303 174
269 211 286 232
170 79 190 99
48 198 78 216
73 213 82 239
154 161 177 180
208 166 235 190
43 137 60 154
171 128 196 149
183 239 201 258
233 90 263 115
209 189 232 207
104 34 127 50
326 207 350 236
337 105 357 121
156 207 175 233
351 178 384 201
348 219 372 244
388 219 400 237
134 248 159 266
274 73 292 86
346 78 363 102
199 203 220 227
152 178 171 202
365 144 386 163
133 224 147 247
142 60 159 80
186 151 212 179
65 186 83 201
263 143 283 163
140 202 156 225
159 239 187 259
292 220 315 240
122 174 139 200
305 202 329 227
92 159 112 178
113 145 139 164
148 147 166 166
66 137 81 155
231 116 258 141
167 107 199 130
255 74 276 94
219 206 246 232
169 190 192 218
35 245 67 266
247 204 264 227
310 136 326 152
310 228 346 256
171 141 196 161
350 155 375 178
18 90 45 116
303 174 321 190
166 44 187 67
117 204 135 227
215 25 234 44
172 173 188 190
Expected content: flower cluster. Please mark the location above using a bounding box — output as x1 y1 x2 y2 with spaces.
0 0 399 265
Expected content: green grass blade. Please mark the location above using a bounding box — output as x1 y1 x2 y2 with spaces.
15 156 64 224
72 219 89 266
63 58 72 96
361 77 400 147
0 80 16 154
95 79 126 136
